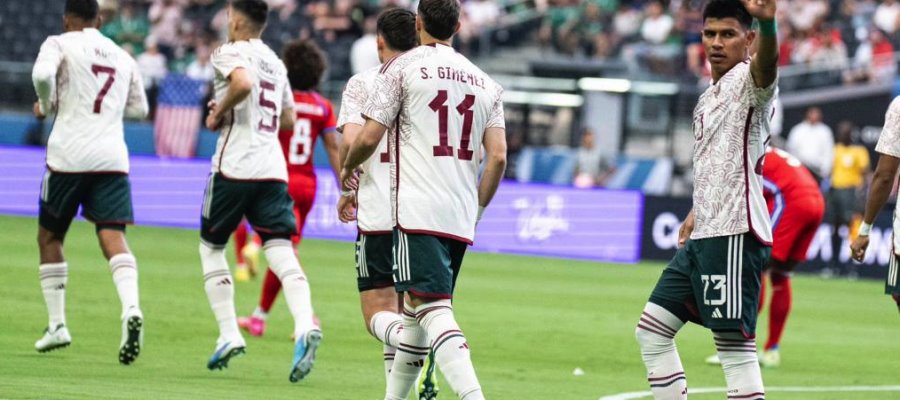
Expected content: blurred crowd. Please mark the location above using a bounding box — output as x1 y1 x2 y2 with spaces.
539 0 900 83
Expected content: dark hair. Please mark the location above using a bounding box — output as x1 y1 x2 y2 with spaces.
283 39 327 91
417 0 460 41
377 8 418 52
702 0 753 30
65 0 99 21
231 0 268 29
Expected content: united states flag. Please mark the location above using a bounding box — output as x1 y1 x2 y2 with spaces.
154 74 206 158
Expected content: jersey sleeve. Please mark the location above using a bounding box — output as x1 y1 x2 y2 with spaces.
337 74 367 132
486 87 506 130
876 97 900 158
743 63 778 108
362 67 403 128
125 58 149 119
211 44 248 80
32 36 64 114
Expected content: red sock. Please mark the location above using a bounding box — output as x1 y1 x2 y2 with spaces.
259 268 282 313
765 271 792 351
234 223 248 265
758 271 767 313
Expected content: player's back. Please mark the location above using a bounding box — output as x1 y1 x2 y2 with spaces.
762 147 821 202
278 90 336 177
211 39 291 182
39 28 141 173
376 44 504 243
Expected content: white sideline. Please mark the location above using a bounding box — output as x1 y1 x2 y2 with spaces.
599 385 900 400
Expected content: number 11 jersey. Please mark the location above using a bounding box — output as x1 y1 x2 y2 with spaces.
211 39 293 182
363 44 505 244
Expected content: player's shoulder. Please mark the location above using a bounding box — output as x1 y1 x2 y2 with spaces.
351 65 381 84
888 95 900 114
212 41 244 59
379 46 431 75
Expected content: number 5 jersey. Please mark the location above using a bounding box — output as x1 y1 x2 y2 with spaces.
33 28 148 173
363 44 506 244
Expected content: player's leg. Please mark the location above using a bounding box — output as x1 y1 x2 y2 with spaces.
248 181 319 382
639 245 696 399
357 233 403 381
85 174 144 365
200 174 248 369
233 222 252 282
389 231 481 400
35 171 84 353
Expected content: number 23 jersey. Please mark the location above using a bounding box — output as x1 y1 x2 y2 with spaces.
278 90 336 177
363 44 505 244
211 39 293 182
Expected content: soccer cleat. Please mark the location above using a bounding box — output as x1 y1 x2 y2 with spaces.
235 264 251 283
704 354 721 365
242 242 261 278
207 338 246 370
760 349 781 368
418 350 440 400
237 316 266 337
35 324 72 353
118 308 144 365
289 329 323 383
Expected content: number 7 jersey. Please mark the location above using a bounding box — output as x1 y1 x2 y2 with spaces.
363 44 505 244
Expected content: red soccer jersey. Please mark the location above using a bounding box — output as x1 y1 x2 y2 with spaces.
278 90 337 177
762 147 821 213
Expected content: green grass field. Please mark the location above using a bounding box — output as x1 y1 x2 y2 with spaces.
0 214 897 400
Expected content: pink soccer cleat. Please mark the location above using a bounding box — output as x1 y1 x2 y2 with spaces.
237 316 266 337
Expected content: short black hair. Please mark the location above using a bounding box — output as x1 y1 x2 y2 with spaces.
231 0 268 29
65 0 99 21
702 0 753 30
417 0 460 41
377 8 418 52
283 39 326 91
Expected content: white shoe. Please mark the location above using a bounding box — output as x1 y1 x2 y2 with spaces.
119 308 144 365
704 354 721 365
207 336 247 370
36 324 72 353
760 349 781 368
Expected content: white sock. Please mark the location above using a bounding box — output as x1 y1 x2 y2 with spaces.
715 332 766 400
39 262 68 328
252 306 268 320
109 253 139 318
263 239 315 337
417 300 484 400
636 302 687 400
383 343 397 384
370 311 403 348
385 304 428 400
199 242 241 342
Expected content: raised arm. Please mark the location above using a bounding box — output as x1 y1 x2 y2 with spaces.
743 0 778 88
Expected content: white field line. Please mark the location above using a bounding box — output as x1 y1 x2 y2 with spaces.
599 386 900 400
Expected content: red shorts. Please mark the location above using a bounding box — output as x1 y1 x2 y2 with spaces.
770 194 825 263
288 174 317 244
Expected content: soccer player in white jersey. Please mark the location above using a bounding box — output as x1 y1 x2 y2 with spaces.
634 0 779 398
31 0 149 365
199 0 321 382
851 97 900 316
342 1 507 398
336 8 441 398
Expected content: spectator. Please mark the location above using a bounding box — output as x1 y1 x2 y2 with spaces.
137 36 168 119
350 14 379 75
149 0 184 58
827 121 870 272
574 128 615 188
640 0 674 46
186 46 214 83
676 0 704 74
539 0 581 52
623 0 679 74
101 1 151 55
558 2 610 57
845 28 896 83
612 2 642 41
788 0 829 32
874 0 900 34
460 0 501 55
787 107 834 182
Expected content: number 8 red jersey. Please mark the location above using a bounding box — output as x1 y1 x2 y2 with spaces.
363 44 505 244
278 90 336 177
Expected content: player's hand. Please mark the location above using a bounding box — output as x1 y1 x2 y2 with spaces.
205 100 222 131
33 102 46 119
741 0 776 21
340 167 359 191
850 235 870 262
677 213 695 248
337 194 357 223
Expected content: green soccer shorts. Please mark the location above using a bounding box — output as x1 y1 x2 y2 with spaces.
649 233 771 336
200 173 297 246
356 233 394 292
887 251 900 299
39 171 133 234
392 228 468 299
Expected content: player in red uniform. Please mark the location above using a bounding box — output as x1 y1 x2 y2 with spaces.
707 146 824 368
236 39 341 337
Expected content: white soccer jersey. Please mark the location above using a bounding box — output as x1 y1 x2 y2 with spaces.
363 44 506 244
32 28 148 173
874 96 900 252
338 65 393 234
210 39 293 182
691 60 775 244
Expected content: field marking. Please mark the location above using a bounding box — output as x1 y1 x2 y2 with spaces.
599 385 900 400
